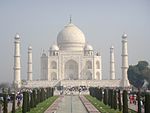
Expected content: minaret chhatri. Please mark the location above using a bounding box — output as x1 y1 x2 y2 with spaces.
27 46 33 81
121 33 130 87
14 34 21 88
110 45 115 80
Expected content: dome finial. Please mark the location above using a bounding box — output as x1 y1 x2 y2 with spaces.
69 15 72 24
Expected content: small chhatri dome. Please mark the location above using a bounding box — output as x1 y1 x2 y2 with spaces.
42 53 47 57
15 33 20 39
50 44 59 51
28 46 32 50
57 22 86 51
84 44 93 51
122 33 127 38
110 45 114 49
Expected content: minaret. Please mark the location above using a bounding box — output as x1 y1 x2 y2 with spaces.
27 46 32 81
99 55 102 80
14 34 21 88
41 50 48 80
121 33 130 87
110 45 115 80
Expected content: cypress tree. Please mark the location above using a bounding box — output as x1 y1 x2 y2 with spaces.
95 87 98 99
43 88 46 100
46 88 48 99
26 92 30 112
114 90 117 110
110 89 114 109
3 94 8 113
30 92 34 108
41 88 45 102
103 88 108 105
91 87 95 97
145 93 150 113
33 89 36 107
11 94 16 113
40 88 43 102
51 87 54 96
22 92 27 113
118 89 122 111
49 88 51 96
99 88 103 101
37 89 40 104
123 90 128 113
108 89 111 106
137 89 141 113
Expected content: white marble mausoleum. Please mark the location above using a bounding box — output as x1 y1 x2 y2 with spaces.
13 20 130 88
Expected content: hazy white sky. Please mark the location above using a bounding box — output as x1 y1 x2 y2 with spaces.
0 0 150 83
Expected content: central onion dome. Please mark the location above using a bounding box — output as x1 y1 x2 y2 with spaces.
50 44 59 51
57 23 86 51
84 44 93 51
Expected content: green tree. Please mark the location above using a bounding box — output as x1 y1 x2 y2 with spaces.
128 61 150 89
118 89 122 111
145 93 150 113
137 89 141 113
11 94 16 113
108 89 111 107
113 90 117 110
123 90 128 113
30 92 34 108
99 88 103 101
37 89 40 104
3 94 8 113
33 89 37 107
22 92 27 113
26 92 30 112
110 89 114 109
103 89 108 105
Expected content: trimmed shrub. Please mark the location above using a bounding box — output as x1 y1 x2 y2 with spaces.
33 89 37 107
22 92 27 113
26 92 30 112
110 89 114 109
118 89 122 111
30 92 34 108
145 93 150 113
123 90 128 113
114 90 117 110
3 94 8 113
99 88 103 101
137 89 141 113
11 94 16 113
103 89 108 105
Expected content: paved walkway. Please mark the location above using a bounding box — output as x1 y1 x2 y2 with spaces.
128 102 144 113
57 95 88 113
45 95 94 113
79 95 100 113
44 96 64 113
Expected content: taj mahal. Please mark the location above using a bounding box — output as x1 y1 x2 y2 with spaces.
13 19 130 88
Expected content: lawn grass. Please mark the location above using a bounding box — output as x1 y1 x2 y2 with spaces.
85 95 136 113
15 96 58 113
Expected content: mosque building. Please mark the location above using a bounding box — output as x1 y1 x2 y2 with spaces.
13 19 130 88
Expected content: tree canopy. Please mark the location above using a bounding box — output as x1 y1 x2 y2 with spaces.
128 61 150 89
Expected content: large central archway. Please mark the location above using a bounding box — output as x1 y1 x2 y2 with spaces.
64 59 78 80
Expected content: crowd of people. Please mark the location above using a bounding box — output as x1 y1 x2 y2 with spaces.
58 86 89 95
0 91 23 108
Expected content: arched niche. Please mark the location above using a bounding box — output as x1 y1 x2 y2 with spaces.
51 72 57 80
96 61 100 69
86 71 92 80
86 60 92 69
64 59 78 80
96 71 100 80
51 61 57 69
